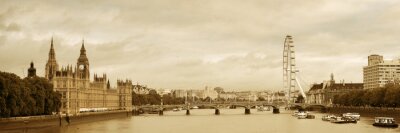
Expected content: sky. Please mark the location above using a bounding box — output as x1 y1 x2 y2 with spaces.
1 0 400 91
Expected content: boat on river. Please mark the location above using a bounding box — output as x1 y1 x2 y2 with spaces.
342 113 360 120
172 108 181 112
297 111 308 119
294 111 315 119
322 115 336 121
330 117 357 124
373 117 398 128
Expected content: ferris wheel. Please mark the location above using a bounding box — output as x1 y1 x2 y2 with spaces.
283 35 306 104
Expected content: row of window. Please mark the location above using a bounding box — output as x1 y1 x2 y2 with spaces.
56 81 86 88
378 65 400 67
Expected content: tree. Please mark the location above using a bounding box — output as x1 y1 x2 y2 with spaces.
383 83 400 108
0 71 61 118
148 89 158 95
295 95 304 103
214 87 224 94
132 89 187 105
362 90 373 107
333 84 400 108
257 97 266 101
24 76 61 115
203 96 211 102
370 88 386 107
332 95 340 106
348 90 364 106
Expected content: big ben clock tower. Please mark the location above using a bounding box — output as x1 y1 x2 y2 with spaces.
76 40 90 86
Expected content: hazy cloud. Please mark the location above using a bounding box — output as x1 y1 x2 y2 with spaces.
1 0 400 90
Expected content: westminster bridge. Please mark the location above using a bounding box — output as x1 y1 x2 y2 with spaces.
133 101 328 115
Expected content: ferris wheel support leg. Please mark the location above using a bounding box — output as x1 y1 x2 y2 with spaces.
295 76 307 100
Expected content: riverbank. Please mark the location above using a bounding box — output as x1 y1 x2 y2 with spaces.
0 110 132 132
326 106 400 119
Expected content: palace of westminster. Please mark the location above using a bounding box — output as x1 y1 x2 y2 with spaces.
28 38 132 115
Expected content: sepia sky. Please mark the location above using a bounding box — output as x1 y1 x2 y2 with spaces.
1 0 400 91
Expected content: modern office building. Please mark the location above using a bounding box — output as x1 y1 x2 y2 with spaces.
363 54 400 89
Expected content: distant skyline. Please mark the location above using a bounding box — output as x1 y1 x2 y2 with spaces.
1 0 400 90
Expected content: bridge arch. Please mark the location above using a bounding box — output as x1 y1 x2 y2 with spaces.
191 104 220 109
251 104 279 109
229 104 248 108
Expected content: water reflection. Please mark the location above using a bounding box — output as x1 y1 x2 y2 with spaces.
3 109 400 133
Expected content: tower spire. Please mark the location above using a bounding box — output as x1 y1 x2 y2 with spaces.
107 80 110 89
49 37 55 60
78 39 88 62
80 39 86 55
45 37 59 80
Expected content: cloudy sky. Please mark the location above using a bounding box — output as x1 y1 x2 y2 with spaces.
1 0 400 91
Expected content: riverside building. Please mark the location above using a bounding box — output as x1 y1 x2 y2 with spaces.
306 74 363 105
363 54 400 89
45 38 132 115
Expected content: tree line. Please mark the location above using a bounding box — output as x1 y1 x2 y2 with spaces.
333 83 400 108
0 72 61 118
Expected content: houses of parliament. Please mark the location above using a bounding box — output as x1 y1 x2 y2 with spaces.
42 38 132 115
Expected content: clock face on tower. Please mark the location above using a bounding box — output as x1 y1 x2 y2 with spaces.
79 65 84 70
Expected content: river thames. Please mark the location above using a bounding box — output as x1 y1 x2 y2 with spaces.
52 109 400 133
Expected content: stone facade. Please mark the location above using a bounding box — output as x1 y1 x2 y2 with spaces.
269 91 286 103
219 92 237 100
187 90 205 99
44 38 132 115
172 89 187 98
204 86 218 99
306 74 363 105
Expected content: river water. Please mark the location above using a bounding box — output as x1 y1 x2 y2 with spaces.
55 109 399 133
